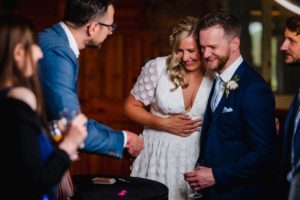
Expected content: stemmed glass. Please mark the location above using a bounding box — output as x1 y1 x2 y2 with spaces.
188 163 203 199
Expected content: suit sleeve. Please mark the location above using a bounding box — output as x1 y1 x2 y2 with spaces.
213 82 277 189
39 46 124 157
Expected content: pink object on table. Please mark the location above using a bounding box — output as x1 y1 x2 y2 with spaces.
117 189 128 197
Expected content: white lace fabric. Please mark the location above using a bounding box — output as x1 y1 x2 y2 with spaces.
131 59 160 106
130 56 213 200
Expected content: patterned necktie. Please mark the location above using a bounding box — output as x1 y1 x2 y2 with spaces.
211 76 223 112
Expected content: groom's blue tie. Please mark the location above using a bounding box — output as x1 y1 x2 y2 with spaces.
211 75 223 112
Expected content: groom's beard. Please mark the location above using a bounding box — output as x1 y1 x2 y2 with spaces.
216 56 229 72
205 54 229 72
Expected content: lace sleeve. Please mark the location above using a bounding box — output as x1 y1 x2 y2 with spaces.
130 59 160 106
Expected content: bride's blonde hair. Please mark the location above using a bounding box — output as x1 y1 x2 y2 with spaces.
167 16 199 91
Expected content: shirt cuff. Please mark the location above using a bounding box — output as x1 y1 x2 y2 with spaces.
122 131 127 148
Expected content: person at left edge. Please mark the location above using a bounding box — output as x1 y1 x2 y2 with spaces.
0 14 87 200
38 0 143 157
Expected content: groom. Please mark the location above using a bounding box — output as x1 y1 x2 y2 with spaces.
184 10 277 200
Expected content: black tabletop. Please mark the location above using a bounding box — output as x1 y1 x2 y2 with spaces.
71 175 169 200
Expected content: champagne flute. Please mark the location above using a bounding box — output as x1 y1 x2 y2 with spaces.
189 163 203 199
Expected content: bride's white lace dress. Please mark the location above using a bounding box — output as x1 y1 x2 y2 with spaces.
130 56 213 200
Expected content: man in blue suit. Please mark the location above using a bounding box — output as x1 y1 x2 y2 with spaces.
38 0 143 158
184 10 277 200
277 14 300 200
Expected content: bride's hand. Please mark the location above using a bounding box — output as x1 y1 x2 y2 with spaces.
160 114 202 137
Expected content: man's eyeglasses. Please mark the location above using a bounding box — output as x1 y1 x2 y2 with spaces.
97 22 117 32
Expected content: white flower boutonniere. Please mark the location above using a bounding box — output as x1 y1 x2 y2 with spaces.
223 75 239 97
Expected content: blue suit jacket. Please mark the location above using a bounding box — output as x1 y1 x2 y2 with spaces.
278 90 300 198
38 23 124 157
199 61 277 200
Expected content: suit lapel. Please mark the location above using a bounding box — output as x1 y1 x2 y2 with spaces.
200 79 215 149
53 23 69 43
284 93 299 143
52 23 79 72
294 89 300 133
295 111 300 134
279 94 297 172
292 90 300 164
209 62 247 127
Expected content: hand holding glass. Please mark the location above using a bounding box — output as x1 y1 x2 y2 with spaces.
57 112 87 161
49 108 85 148
189 163 203 199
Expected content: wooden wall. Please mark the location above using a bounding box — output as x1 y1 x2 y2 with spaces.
73 0 159 176
75 30 158 176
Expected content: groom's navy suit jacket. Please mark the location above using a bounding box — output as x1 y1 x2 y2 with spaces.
198 61 277 200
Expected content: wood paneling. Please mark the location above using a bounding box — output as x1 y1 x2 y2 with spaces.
74 29 156 175
78 30 158 100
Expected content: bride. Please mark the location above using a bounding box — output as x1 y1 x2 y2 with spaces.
124 16 213 200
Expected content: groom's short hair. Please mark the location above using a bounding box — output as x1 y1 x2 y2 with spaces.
198 9 241 40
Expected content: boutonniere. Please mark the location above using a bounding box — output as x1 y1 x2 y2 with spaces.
223 75 239 97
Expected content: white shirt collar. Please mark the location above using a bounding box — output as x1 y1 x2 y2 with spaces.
59 21 80 58
218 56 243 82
